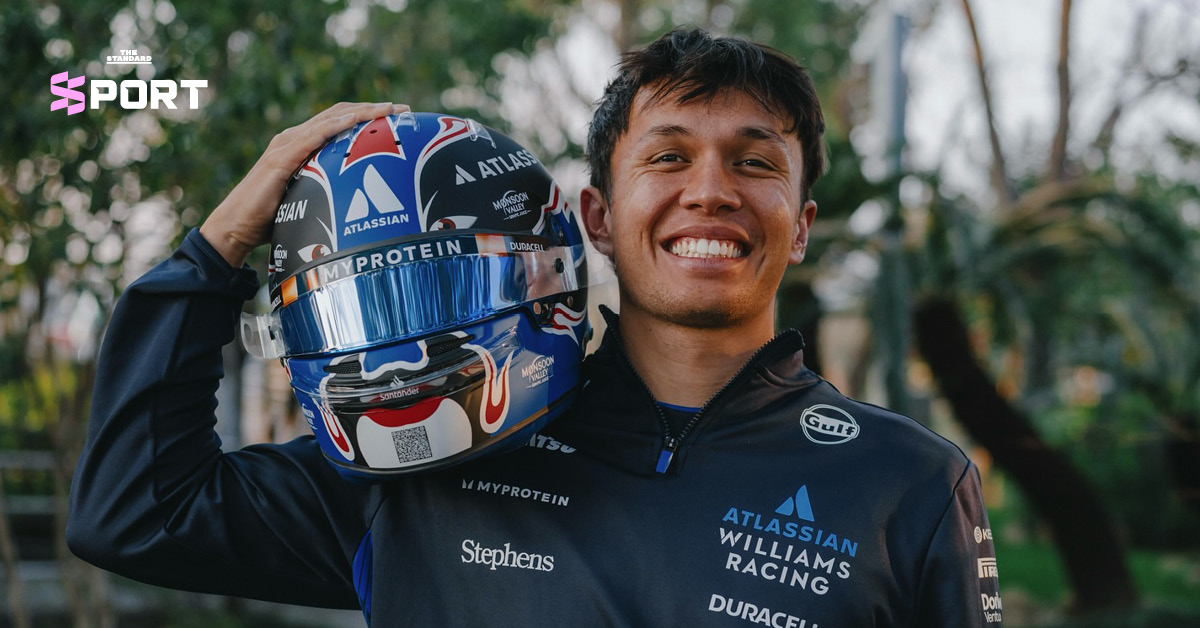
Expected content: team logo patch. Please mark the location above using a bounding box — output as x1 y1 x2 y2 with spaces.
774 485 815 522
800 404 860 445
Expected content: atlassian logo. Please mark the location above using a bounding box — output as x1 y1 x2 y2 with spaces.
800 404 859 445
333 117 412 236
50 72 208 116
718 484 857 595
775 485 815 522
452 149 541 185
454 164 477 185
721 484 859 557
342 164 408 233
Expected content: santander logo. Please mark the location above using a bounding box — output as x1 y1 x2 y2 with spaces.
362 396 443 427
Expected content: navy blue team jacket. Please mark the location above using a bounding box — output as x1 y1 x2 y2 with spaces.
68 229 1005 627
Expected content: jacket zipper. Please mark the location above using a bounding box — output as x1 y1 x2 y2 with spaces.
608 326 783 474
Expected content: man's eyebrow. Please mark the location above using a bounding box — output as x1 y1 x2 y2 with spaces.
739 125 788 148
634 123 788 149
640 124 692 141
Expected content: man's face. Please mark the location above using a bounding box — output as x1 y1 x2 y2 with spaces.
582 87 817 329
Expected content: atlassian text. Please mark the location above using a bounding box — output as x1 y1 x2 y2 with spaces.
708 594 818 628
276 199 307 223
460 539 554 572
461 478 570 507
343 214 408 236
475 150 540 179
722 508 859 557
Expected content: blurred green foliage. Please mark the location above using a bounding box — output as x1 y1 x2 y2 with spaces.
989 501 1200 612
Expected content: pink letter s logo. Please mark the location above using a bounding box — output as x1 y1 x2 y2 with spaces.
50 72 85 115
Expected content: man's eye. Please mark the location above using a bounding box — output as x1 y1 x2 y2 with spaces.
738 159 771 169
653 154 683 163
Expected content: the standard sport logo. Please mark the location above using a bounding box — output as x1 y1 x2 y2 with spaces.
50 49 208 116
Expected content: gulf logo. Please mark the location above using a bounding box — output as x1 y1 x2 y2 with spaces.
800 404 860 445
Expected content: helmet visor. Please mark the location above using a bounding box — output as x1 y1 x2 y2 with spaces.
242 234 588 359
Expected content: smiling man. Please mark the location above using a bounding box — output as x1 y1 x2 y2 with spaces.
69 27 1002 627
583 87 817 407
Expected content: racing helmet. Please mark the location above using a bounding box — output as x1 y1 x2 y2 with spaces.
241 112 590 479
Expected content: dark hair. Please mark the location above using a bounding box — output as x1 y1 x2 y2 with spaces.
587 27 826 203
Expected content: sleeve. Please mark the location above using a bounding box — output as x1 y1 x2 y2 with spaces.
911 463 1004 627
67 228 375 609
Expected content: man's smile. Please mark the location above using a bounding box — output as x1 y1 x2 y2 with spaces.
666 236 746 259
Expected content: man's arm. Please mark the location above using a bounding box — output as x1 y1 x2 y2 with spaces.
912 463 1005 627
67 102 402 606
68 230 372 605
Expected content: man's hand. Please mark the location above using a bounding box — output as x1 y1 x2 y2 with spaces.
199 101 408 268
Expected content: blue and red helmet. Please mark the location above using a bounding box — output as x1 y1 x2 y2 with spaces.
242 112 590 478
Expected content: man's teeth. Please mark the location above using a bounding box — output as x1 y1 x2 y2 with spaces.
669 237 745 259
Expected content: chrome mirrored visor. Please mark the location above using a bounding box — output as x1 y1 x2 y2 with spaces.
242 240 586 359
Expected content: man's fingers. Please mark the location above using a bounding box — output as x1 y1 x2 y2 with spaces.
306 101 398 132
310 102 401 134
264 102 406 177
201 102 410 266
281 102 403 152
271 102 390 146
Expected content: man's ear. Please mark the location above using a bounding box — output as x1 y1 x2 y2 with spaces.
788 200 818 265
580 185 614 259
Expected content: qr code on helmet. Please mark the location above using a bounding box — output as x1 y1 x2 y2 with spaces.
391 425 434 463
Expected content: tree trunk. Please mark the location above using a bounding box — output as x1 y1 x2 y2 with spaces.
1164 411 1200 519
1046 0 1073 182
959 0 1014 207
913 294 1138 612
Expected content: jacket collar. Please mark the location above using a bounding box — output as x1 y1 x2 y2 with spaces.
546 306 819 475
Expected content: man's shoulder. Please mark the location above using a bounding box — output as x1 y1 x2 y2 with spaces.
786 382 973 476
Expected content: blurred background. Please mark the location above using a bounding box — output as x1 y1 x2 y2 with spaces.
2 0 1199 626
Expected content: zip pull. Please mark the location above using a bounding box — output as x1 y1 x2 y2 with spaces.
656 437 679 474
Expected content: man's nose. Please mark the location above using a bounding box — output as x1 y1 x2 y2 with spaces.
678 155 741 214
